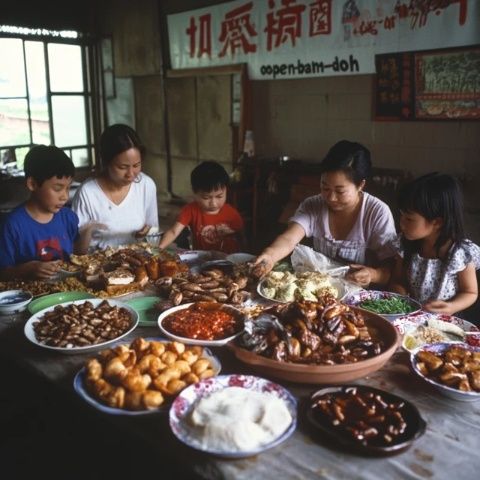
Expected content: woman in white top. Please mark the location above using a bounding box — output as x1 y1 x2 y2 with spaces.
254 140 396 287
72 124 158 249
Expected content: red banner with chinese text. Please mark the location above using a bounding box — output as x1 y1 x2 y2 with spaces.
167 0 479 80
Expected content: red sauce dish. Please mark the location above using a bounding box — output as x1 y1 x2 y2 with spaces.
158 302 245 346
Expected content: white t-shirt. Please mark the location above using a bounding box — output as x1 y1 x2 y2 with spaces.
71 173 158 249
290 192 396 266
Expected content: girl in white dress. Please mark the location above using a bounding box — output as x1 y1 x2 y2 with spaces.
389 173 480 315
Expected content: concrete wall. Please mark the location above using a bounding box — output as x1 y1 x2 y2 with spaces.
251 75 480 241
96 0 480 241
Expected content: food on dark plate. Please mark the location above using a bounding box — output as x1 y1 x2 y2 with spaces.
309 386 422 449
162 302 242 341
84 337 216 411
415 345 480 392
32 300 133 348
236 297 384 365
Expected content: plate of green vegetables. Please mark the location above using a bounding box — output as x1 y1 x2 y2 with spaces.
343 290 421 321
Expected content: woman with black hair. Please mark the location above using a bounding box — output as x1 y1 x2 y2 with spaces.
254 140 397 287
389 173 480 315
72 124 158 249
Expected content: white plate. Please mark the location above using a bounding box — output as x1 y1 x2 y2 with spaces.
24 299 139 354
225 252 256 264
169 374 297 458
73 338 222 415
178 250 226 267
256 275 346 303
157 302 245 347
394 311 480 351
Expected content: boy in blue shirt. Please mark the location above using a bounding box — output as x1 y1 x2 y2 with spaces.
0 145 91 280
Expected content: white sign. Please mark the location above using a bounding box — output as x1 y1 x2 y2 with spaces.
168 0 480 79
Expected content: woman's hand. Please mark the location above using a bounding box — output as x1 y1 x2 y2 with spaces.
423 300 455 315
135 224 151 238
346 264 373 287
251 253 274 278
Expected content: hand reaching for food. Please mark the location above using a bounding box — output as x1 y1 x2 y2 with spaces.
251 255 273 279
135 224 151 238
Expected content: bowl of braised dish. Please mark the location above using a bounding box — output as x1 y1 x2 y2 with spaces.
410 342 480 401
230 296 400 384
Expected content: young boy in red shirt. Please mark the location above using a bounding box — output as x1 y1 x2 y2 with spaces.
159 161 244 253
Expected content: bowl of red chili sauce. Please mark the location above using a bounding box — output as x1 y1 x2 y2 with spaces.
157 302 246 346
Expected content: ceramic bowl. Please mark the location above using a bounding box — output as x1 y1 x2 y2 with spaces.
410 342 480 402
158 302 245 347
169 374 297 458
343 290 421 322
0 290 33 315
230 308 400 384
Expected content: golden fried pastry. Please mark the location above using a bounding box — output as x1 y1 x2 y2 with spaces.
84 338 216 411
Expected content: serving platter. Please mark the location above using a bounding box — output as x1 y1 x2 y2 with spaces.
256 274 347 304
230 308 400 384
28 291 97 315
24 299 139 354
306 385 426 455
74 339 221 415
394 311 480 348
169 374 297 458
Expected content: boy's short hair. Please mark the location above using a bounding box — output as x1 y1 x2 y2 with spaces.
191 161 230 193
24 145 75 185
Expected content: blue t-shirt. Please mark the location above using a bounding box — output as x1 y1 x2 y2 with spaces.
0 205 79 268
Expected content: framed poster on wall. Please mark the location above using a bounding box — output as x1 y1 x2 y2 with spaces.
414 48 480 120
374 46 480 121
374 52 415 121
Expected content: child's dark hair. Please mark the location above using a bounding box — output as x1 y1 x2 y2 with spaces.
320 140 371 186
100 124 145 168
191 161 230 193
399 173 465 257
24 145 75 185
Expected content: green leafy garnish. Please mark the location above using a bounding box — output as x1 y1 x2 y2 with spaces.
359 297 416 315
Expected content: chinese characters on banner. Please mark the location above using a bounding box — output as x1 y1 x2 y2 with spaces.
167 0 479 80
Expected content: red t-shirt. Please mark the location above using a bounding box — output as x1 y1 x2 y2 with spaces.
177 202 244 253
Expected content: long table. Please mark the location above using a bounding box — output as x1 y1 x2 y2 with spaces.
1 298 480 480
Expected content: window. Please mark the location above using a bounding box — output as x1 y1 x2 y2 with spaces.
0 26 95 171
